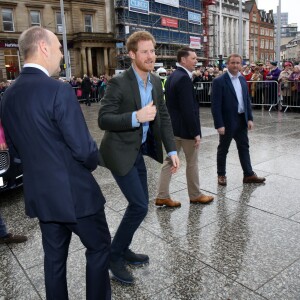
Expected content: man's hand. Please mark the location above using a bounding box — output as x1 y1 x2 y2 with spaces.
248 120 254 130
217 127 225 135
170 154 180 174
194 135 201 148
0 143 8 150
136 101 157 123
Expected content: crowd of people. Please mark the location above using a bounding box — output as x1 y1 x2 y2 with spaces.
155 60 300 110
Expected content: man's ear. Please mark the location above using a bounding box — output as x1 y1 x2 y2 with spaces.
39 40 48 56
128 50 135 60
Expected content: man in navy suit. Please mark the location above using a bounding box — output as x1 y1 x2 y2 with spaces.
98 31 180 284
1 26 111 300
211 53 266 186
155 47 214 207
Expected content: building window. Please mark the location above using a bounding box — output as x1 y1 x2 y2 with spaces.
270 41 274 50
4 49 19 80
265 40 269 49
253 12 257 22
56 12 63 33
30 11 41 27
261 39 265 49
2 8 14 32
260 28 264 35
84 14 93 32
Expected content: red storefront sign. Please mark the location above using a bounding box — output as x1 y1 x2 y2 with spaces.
161 17 178 28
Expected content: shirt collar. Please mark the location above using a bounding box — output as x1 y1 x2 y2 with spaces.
23 63 50 77
132 65 151 85
178 64 193 79
227 70 241 79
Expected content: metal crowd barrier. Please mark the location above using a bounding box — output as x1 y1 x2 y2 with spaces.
194 80 284 112
194 82 212 105
72 86 100 103
278 81 300 112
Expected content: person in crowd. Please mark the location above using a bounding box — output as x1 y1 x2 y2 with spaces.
0 120 27 244
288 65 300 107
192 69 203 103
201 69 213 102
156 67 168 94
155 47 214 208
0 26 111 300
242 65 253 82
81 74 92 106
265 61 281 105
256 61 268 80
211 53 266 186
279 62 293 107
250 66 263 104
98 31 179 284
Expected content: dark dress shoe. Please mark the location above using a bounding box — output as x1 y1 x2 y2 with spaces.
0 233 27 244
109 260 134 284
218 175 227 186
155 198 181 207
243 173 266 184
124 249 149 265
190 194 214 204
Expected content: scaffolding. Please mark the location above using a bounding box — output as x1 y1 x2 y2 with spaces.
115 0 204 68
202 0 216 66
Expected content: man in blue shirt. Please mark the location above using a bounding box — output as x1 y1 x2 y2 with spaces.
98 31 179 284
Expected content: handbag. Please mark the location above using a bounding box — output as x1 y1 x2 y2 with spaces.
291 83 297 92
76 89 82 97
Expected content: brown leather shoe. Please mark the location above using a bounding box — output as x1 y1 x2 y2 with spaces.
0 233 27 244
155 198 181 207
190 194 214 204
218 176 227 186
243 173 266 184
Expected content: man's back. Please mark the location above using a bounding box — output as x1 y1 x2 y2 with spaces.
165 67 200 139
1 68 103 222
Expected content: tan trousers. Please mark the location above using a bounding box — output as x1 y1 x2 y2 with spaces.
157 137 201 200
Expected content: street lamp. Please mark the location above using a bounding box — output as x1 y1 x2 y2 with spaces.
60 0 71 80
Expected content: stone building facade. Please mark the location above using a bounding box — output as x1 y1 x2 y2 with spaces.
0 0 116 81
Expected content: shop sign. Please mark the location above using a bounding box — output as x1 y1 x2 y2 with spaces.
161 17 178 28
129 0 149 15
189 36 201 49
188 11 201 25
0 42 18 48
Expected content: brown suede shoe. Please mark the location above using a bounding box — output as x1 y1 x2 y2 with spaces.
243 173 266 184
0 233 27 244
218 176 227 186
190 194 214 204
155 198 181 207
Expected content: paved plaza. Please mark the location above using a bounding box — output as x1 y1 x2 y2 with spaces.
1 103 300 299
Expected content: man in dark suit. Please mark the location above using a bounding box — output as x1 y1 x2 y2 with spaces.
98 31 179 284
81 74 92 106
211 53 266 186
155 47 214 207
1 26 111 300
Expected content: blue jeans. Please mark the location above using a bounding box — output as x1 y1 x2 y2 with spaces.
111 151 149 262
0 212 8 238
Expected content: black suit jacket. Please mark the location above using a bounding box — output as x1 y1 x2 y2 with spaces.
165 67 201 139
98 67 176 176
1 67 104 222
211 72 253 133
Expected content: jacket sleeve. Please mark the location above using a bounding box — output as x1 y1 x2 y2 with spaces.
54 83 98 171
98 76 133 131
211 78 224 129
